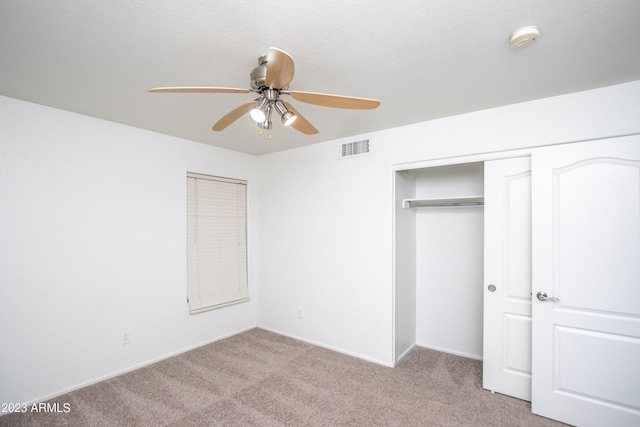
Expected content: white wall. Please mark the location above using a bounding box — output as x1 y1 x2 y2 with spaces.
390 80 640 165
257 80 640 367
0 96 258 405
257 139 395 365
393 171 416 362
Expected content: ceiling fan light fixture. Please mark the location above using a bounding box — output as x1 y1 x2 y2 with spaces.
258 120 272 130
250 97 269 122
274 100 297 126
150 47 379 136
258 104 273 130
249 107 266 122
281 111 297 126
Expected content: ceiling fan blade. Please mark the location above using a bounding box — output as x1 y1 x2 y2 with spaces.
265 47 295 89
212 101 259 131
149 87 250 94
283 102 318 135
289 91 380 109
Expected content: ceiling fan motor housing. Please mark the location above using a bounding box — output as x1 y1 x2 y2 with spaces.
250 55 268 90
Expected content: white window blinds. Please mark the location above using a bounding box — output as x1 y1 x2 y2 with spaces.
187 173 249 314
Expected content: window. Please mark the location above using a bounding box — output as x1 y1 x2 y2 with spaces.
186 173 249 314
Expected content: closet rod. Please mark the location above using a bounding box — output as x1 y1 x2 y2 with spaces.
403 196 484 209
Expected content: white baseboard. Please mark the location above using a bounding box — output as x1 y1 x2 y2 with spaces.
20 325 257 408
257 325 395 368
394 343 416 366
415 342 483 361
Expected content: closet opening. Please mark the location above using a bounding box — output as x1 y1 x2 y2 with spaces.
394 155 533 403
394 162 485 362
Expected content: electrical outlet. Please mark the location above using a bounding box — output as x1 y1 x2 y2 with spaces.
121 329 130 345
297 307 303 319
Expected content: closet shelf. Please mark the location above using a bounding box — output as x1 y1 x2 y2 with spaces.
403 196 484 208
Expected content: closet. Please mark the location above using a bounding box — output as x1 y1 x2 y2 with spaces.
393 134 640 427
394 158 531 400
396 162 486 361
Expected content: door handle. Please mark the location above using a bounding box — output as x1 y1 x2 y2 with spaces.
536 291 559 302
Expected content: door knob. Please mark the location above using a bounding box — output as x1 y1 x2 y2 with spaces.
536 291 560 302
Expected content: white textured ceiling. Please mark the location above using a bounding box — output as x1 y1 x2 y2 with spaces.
1 0 639 155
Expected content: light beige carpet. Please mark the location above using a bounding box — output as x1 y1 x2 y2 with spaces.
0 328 568 426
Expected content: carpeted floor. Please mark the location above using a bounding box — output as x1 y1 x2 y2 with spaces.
0 328 567 426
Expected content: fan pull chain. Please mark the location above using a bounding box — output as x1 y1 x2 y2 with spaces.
258 129 272 140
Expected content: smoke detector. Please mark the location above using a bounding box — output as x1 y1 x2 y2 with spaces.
509 26 540 48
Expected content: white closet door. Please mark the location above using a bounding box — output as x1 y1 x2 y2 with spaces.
531 135 640 426
483 156 532 401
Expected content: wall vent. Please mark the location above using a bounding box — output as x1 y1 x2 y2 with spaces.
341 139 370 157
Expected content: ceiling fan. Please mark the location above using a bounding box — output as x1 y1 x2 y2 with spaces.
149 47 380 135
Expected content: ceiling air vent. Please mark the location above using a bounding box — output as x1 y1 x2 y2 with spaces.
341 139 370 158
